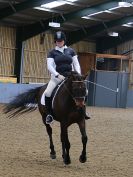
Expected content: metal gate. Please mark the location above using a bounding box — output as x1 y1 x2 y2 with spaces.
87 70 129 108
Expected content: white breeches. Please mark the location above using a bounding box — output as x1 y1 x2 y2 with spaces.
44 76 62 97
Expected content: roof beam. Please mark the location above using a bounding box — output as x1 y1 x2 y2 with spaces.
21 0 133 40
58 1 119 22
22 14 133 45
96 29 133 52
22 19 50 40
0 0 55 20
66 15 133 45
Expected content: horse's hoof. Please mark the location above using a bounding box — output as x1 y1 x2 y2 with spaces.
64 157 71 165
85 116 91 120
50 153 56 159
79 155 87 163
64 160 71 165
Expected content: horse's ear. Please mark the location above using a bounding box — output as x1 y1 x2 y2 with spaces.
67 71 77 79
82 74 88 80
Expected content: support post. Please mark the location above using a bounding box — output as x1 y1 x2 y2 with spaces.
14 27 23 83
19 41 25 83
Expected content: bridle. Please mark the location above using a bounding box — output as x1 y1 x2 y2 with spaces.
63 79 86 107
72 80 86 107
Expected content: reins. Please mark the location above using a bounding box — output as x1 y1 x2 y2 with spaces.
84 80 119 93
63 78 75 101
63 78 86 101
52 78 76 108
52 75 86 108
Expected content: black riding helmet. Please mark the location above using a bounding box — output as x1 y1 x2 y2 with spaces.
54 31 66 42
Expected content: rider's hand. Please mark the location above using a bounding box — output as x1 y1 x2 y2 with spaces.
57 74 65 81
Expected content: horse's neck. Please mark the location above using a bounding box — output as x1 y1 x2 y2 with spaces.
58 80 72 100
62 81 71 95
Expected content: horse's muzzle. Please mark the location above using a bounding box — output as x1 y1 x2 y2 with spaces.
74 97 85 107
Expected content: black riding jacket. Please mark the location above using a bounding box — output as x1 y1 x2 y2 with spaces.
47 47 77 77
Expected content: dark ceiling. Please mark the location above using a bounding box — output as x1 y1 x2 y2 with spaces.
0 0 133 51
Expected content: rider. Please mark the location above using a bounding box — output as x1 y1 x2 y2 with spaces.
45 31 90 124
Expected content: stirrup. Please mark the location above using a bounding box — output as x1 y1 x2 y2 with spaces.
46 114 54 124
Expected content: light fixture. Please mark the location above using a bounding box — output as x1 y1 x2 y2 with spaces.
81 1 132 21
81 11 104 19
108 32 119 37
66 0 78 2
118 2 132 7
41 0 78 9
108 6 121 11
87 11 104 17
106 2 132 12
122 22 133 28
34 7 50 11
49 22 60 28
41 1 65 8
122 24 132 27
128 22 133 25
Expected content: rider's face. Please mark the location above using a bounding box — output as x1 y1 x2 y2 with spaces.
56 40 65 48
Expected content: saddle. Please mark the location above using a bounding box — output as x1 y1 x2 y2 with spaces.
41 80 65 108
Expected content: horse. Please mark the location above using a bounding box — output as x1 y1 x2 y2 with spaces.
3 71 88 165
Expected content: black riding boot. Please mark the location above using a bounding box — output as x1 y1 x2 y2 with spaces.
45 96 54 124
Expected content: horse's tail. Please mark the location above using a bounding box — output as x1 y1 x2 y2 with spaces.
3 86 42 118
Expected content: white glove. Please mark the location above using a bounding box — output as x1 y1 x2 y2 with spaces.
57 74 65 81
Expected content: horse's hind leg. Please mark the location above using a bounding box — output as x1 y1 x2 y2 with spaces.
42 116 56 159
60 124 71 165
78 119 88 163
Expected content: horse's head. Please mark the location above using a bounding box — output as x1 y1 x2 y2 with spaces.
68 71 87 108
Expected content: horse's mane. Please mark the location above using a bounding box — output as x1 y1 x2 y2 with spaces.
66 71 83 81
69 71 81 76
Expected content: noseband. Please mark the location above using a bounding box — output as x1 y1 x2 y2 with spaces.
72 80 86 107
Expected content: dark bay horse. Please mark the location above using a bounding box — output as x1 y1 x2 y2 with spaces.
4 71 88 165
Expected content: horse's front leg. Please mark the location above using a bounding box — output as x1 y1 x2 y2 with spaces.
60 124 71 165
42 116 56 159
78 119 88 163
